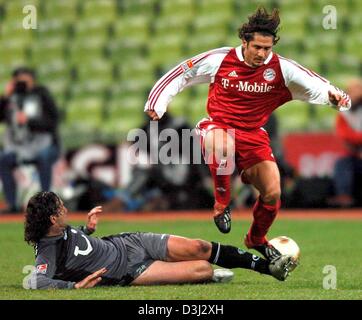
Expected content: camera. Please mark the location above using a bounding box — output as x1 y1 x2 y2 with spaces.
14 81 27 94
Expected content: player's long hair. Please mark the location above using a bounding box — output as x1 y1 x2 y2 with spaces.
238 6 280 44
24 191 62 246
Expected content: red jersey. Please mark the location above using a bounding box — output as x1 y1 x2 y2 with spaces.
145 46 351 130
336 108 362 156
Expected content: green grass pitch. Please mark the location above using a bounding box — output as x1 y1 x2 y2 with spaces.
0 218 361 300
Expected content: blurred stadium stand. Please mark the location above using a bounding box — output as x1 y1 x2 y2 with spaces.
0 0 361 148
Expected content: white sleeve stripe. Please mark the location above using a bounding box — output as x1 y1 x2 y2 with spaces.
308 69 328 83
148 67 183 111
147 53 209 108
279 55 328 83
148 49 228 111
148 66 182 108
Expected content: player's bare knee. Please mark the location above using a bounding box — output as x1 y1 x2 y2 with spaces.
261 189 281 205
195 261 213 280
189 239 211 258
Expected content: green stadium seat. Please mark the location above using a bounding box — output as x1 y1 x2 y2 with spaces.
107 38 147 64
122 0 156 15
67 37 106 64
3 0 40 20
161 0 194 16
65 96 104 128
35 18 69 42
81 0 117 21
148 35 184 68
30 38 65 65
112 14 150 42
43 1 78 23
198 0 234 16
0 39 27 66
192 13 231 35
154 14 191 38
73 18 111 42
0 19 33 45
105 95 146 133
274 101 310 133
168 91 192 118
184 32 227 56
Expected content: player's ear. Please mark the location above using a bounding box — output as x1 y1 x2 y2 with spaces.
242 39 247 49
49 214 57 225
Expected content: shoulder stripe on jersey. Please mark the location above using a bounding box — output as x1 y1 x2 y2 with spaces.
278 55 328 83
148 48 230 111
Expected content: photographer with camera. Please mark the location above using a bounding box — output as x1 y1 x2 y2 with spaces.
0 67 60 214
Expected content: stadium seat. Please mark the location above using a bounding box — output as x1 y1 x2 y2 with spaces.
73 19 111 42
43 1 79 23
81 0 117 21
148 35 184 68
65 96 105 129
161 0 194 14
121 0 156 15
67 37 106 65
274 101 311 133
30 38 65 66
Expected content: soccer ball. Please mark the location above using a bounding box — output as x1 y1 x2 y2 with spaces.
269 236 300 270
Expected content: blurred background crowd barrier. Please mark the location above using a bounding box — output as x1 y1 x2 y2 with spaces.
0 0 361 211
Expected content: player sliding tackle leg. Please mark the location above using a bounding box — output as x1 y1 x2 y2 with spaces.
131 235 293 285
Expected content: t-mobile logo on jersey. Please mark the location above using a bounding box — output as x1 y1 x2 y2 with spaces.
221 78 274 93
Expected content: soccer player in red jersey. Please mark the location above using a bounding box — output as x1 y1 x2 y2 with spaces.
145 7 351 260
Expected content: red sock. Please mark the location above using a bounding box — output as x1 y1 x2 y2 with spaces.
247 197 281 245
208 162 231 206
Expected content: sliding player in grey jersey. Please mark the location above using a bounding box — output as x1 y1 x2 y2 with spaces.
24 191 296 289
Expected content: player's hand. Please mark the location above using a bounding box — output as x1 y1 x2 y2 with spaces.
74 268 107 289
16 111 28 125
328 90 350 109
146 110 160 121
4 80 15 97
86 206 102 233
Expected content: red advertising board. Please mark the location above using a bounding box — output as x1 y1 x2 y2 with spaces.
283 133 345 177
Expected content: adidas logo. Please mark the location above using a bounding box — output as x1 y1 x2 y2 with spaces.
228 70 238 77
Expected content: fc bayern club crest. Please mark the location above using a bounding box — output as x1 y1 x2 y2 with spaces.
263 68 276 81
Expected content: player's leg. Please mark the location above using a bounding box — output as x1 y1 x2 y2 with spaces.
131 260 213 285
164 235 291 281
203 128 235 233
0 151 19 212
243 160 282 260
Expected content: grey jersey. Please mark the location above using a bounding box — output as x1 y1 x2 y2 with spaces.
29 226 129 289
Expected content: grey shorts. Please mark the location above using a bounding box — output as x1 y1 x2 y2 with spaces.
120 232 170 281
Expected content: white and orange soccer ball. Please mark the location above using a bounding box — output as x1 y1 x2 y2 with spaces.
269 236 300 271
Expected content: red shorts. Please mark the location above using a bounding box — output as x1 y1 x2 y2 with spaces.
196 117 275 173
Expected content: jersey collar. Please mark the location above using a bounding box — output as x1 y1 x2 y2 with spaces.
235 45 273 65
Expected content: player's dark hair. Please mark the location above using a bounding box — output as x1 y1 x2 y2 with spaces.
24 191 62 246
238 7 280 44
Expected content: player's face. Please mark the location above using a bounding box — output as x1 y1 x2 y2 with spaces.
242 34 274 68
52 201 68 230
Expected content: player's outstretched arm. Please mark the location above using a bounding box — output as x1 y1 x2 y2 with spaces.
74 268 107 289
86 206 102 233
144 47 231 120
279 56 351 111
78 206 102 235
